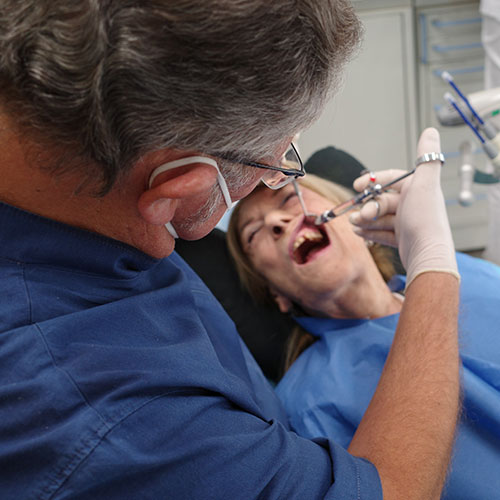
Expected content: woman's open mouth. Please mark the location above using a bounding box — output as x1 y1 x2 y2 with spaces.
289 224 330 265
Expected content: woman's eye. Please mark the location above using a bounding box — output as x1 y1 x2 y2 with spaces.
247 227 260 244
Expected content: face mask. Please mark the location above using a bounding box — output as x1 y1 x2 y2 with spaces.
148 156 233 239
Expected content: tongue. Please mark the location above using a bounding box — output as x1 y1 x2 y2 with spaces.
294 239 323 264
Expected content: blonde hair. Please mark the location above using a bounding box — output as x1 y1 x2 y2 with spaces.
227 174 397 373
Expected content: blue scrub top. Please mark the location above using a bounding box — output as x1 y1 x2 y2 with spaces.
276 252 500 500
0 201 381 499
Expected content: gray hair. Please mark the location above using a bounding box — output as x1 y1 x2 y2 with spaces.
0 0 362 194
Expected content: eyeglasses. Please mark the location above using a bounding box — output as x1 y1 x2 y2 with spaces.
215 143 305 190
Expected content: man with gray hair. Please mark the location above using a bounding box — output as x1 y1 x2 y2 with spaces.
0 1 460 499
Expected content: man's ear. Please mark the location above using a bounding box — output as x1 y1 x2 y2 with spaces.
270 287 293 314
137 162 217 225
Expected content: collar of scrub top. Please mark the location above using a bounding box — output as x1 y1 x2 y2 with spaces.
148 156 233 239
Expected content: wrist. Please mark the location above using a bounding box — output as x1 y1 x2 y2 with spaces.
404 239 459 288
405 268 461 290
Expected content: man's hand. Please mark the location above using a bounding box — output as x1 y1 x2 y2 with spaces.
350 128 459 287
347 128 460 500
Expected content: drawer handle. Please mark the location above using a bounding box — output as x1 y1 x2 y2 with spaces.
441 149 483 159
431 17 482 28
432 42 483 53
432 65 484 77
445 193 487 206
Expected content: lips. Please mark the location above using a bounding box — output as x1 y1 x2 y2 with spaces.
289 221 330 265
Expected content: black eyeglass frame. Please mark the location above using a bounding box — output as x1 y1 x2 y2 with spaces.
212 142 306 179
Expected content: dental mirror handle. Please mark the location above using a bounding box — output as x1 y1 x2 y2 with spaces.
292 179 318 223
292 180 308 216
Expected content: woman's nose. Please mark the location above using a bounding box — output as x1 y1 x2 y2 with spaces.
264 210 291 239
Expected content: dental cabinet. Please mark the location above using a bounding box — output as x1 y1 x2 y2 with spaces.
298 0 487 251
417 0 487 250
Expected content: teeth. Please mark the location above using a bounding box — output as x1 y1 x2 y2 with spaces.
293 230 323 251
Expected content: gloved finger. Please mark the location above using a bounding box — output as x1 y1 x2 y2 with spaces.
417 127 441 157
349 191 400 223
349 213 396 232
353 169 407 193
359 200 380 220
351 227 397 248
411 128 443 185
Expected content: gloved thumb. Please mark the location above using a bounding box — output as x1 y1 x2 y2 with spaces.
410 127 443 188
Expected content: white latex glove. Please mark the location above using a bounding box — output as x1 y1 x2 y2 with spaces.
350 128 460 288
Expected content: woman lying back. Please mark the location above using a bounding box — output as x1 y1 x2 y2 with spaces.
227 174 500 500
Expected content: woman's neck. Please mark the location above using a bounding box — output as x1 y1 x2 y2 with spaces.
302 261 403 320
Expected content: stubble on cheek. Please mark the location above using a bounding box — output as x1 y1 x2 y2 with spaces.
174 184 223 233
174 161 259 235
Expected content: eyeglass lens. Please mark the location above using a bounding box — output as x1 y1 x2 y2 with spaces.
261 146 301 189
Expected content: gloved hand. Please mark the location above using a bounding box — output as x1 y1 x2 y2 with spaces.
349 128 460 287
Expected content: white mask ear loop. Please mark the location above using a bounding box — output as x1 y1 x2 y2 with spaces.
148 156 233 239
164 222 179 239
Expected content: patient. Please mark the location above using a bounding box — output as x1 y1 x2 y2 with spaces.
227 174 500 500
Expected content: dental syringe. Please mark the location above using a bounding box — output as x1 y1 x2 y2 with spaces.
313 169 416 225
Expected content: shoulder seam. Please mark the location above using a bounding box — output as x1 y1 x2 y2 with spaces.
34 323 111 429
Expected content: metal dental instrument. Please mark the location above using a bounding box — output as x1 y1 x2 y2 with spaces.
444 91 500 168
313 169 416 225
441 72 500 170
441 71 487 129
292 160 442 227
444 92 486 144
441 71 499 140
292 179 317 222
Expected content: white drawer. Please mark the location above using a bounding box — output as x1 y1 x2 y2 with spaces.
450 219 488 250
418 2 482 64
441 166 490 198
444 186 489 250
439 141 488 181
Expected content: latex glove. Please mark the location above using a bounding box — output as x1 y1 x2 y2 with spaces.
350 128 459 287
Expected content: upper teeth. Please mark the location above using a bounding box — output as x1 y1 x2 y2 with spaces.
293 230 322 251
